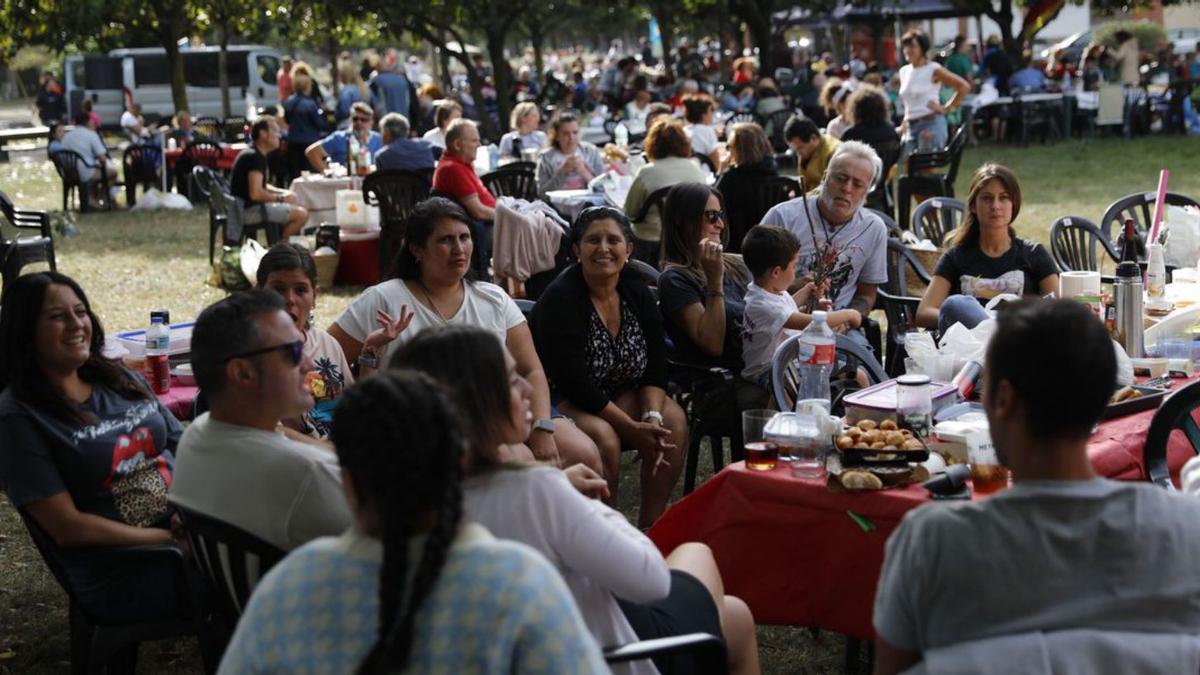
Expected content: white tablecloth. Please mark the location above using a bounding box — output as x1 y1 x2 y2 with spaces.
290 175 363 229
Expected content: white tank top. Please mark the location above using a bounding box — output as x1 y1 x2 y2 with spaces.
899 62 942 121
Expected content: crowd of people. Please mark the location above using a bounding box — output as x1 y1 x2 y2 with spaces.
9 26 1200 675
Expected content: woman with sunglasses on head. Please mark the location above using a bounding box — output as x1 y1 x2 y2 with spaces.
713 123 778 252
219 370 608 674
329 197 601 474
658 184 766 404
392 326 760 675
532 207 687 528
0 272 190 624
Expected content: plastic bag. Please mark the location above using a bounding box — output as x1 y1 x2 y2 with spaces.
1163 204 1200 269
217 245 250 291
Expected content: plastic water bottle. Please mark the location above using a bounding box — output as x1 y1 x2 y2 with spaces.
615 122 629 149
488 143 500 170
145 313 171 395
796 311 835 406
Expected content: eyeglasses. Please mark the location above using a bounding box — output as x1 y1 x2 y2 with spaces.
703 210 725 224
223 340 304 366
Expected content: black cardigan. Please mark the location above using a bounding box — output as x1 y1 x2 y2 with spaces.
531 264 669 415
714 159 779 253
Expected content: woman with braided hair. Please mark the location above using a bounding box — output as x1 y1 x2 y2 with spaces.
217 370 605 674
392 325 761 675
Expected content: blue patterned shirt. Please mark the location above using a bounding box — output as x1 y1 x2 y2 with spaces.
217 523 607 675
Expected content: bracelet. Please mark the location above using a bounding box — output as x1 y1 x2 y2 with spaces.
641 410 664 425
704 289 724 298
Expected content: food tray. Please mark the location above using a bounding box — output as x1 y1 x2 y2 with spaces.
1101 385 1168 420
841 448 930 466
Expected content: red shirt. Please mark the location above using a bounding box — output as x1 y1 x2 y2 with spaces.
432 152 496 209
277 70 293 102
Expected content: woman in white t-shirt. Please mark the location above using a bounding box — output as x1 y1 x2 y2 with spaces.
897 28 969 154
392 325 761 675
421 99 462 149
329 197 600 473
256 242 354 440
499 101 548 160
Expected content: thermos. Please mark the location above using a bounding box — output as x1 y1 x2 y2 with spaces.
1113 261 1144 358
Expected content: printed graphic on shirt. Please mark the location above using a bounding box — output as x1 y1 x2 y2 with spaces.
303 356 347 437
81 401 173 527
960 270 1024 300
800 247 855 306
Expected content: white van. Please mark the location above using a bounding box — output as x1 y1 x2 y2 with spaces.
64 45 283 127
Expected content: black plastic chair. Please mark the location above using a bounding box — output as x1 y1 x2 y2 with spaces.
878 238 934 377
771 333 887 413
911 197 964 248
1144 378 1200 490
121 144 162 207
605 633 728 674
198 168 280 253
221 116 247 144
192 166 231 265
17 508 201 675
174 506 286 670
180 141 225 201
50 149 117 213
481 161 538 201
1049 215 1119 281
363 170 432 279
762 109 795 153
1098 191 1200 244
724 112 758 126
626 258 662 286
865 139 902 219
896 125 968 230
692 151 717 173
191 117 225 143
0 189 56 293
675 357 744 496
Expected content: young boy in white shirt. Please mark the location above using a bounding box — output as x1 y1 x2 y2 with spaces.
740 225 862 384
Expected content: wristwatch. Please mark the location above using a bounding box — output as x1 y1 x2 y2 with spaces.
357 349 380 370
532 418 555 434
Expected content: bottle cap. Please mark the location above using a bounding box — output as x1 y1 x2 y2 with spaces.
1116 261 1141 278
812 310 827 322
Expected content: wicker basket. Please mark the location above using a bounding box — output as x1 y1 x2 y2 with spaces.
314 252 339 289
906 246 942 296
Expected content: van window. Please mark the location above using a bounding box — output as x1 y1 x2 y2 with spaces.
71 60 87 88
83 57 123 90
183 52 250 88
257 55 280 85
135 55 171 86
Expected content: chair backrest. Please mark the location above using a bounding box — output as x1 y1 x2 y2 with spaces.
734 175 802 230
50 149 86 185
692 151 717 173
1049 215 1118 274
192 117 225 141
632 185 674 224
184 140 224 169
943 125 969 186
191 165 224 201
362 170 432 278
884 237 932 297
763 109 795 153
867 207 901 236
1098 191 1200 243
122 144 162 184
481 162 538 201
726 112 758 126
771 332 886 412
905 125 966 176
514 298 536 319
866 139 902 213
175 506 286 625
911 197 964 248
221 116 247 144
17 508 79 603
626 258 662 285
1144 377 1200 489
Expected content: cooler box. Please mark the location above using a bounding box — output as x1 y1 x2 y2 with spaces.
335 229 381 286
112 322 195 359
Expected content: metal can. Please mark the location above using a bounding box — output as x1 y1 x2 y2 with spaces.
951 360 983 400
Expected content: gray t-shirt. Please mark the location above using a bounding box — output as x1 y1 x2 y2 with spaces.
874 479 1200 652
760 199 888 310
169 413 351 551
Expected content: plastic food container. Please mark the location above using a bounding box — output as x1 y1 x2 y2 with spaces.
842 379 959 425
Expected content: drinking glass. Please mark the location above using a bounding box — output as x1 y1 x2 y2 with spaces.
742 409 778 471
968 440 1010 496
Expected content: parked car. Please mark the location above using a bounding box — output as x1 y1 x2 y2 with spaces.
1040 30 1093 68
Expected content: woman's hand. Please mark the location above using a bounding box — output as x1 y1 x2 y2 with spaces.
563 463 610 500
699 238 725 285
927 99 948 115
624 419 674 476
363 307 414 353
169 513 191 555
527 430 561 466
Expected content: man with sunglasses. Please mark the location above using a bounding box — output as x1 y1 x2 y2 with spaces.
169 290 351 552
304 101 383 174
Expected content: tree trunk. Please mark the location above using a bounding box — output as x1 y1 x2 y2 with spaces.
736 0 775 75
328 35 339 99
164 40 189 113
219 23 231 119
988 0 1018 56
529 18 545 82
486 31 513 142
654 7 675 77
437 29 453 90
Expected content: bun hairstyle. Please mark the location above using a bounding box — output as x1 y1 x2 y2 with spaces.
331 371 466 675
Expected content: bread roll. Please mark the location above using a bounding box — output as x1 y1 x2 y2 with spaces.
842 471 884 490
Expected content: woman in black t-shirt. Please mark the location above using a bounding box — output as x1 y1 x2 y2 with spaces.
917 164 1059 333
0 272 188 624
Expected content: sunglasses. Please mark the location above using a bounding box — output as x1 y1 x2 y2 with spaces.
703 210 725 224
223 340 304 366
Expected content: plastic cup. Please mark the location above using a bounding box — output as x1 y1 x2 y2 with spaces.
743 410 778 471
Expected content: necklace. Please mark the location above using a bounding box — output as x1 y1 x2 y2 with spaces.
415 278 459 322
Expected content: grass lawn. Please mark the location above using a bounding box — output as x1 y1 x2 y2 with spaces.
0 134 1198 674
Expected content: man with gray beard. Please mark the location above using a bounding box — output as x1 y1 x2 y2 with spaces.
760 141 888 349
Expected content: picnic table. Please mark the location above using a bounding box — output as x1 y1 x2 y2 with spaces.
647 384 1199 639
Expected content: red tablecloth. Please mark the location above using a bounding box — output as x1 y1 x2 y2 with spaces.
647 398 1199 639
165 144 243 172
156 379 199 422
